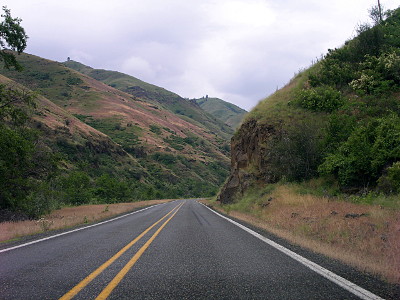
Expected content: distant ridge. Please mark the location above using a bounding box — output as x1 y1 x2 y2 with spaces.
193 97 247 129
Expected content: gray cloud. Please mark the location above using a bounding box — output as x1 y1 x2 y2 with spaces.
4 0 399 111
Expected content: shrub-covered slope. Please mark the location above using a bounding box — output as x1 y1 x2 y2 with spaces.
193 96 247 129
219 7 400 203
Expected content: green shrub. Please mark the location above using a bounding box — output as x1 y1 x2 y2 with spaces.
295 86 344 112
308 49 356 88
149 124 162 135
66 76 83 86
94 174 130 203
349 52 400 95
319 114 400 188
61 171 93 205
378 162 400 194
322 113 357 153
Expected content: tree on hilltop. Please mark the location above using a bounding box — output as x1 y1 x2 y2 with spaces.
0 6 28 71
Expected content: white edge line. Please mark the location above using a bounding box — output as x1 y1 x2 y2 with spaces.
0 201 172 254
199 202 384 300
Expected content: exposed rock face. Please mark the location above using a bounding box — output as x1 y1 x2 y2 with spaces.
218 119 276 204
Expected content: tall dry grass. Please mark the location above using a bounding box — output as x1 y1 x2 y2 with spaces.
0 200 172 242
207 185 400 283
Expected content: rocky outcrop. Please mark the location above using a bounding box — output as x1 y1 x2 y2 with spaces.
217 119 276 204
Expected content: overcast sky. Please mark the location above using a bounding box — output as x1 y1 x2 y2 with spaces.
3 0 399 110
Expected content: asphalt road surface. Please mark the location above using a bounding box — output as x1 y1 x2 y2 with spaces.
0 200 390 299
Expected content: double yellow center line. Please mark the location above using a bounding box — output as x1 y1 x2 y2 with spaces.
60 201 184 300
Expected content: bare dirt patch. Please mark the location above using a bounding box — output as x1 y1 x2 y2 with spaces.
0 200 172 243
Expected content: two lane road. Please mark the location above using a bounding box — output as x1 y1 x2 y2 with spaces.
0 200 383 299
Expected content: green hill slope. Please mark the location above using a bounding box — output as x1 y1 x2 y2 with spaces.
0 53 231 214
193 97 247 129
63 60 234 140
219 7 400 204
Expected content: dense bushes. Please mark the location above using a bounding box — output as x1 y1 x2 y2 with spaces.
319 115 400 188
0 85 60 217
269 7 400 194
349 51 400 95
295 86 344 112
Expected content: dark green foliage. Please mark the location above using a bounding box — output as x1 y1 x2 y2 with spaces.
139 153 229 199
0 84 36 125
83 117 140 150
66 76 83 86
383 9 400 49
353 23 384 58
322 113 357 153
61 171 92 205
163 135 186 150
309 50 356 88
267 121 323 182
0 125 36 209
378 162 400 194
149 124 162 135
0 6 28 71
151 152 177 165
0 85 60 217
319 115 400 188
295 86 344 112
94 174 130 203
349 51 400 95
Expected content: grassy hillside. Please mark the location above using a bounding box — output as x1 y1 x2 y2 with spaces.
237 7 400 194
0 54 231 217
0 74 151 217
63 60 233 140
193 96 247 129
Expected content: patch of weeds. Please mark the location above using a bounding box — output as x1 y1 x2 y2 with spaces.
149 124 162 135
293 177 340 198
37 218 53 232
296 223 312 236
347 192 400 209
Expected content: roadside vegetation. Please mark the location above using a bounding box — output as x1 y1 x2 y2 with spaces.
0 200 171 242
208 180 400 283
217 5 400 284
245 6 400 195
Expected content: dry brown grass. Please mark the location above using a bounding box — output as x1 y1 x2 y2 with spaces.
0 200 172 243
204 186 400 284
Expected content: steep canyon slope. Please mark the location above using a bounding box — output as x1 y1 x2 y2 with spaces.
218 7 400 203
0 53 232 200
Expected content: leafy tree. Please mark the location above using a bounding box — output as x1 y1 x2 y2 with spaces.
0 84 36 124
0 85 59 216
319 115 400 188
61 171 92 205
95 174 129 203
0 6 28 70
